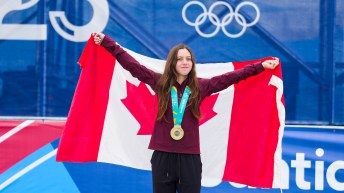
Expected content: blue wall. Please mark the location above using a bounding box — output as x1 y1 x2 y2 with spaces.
0 0 343 124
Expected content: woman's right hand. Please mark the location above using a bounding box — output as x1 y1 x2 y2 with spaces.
93 32 105 45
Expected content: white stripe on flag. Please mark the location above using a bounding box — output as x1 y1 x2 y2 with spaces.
270 75 287 189
199 62 235 187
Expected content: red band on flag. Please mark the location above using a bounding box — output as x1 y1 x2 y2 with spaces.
56 37 116 162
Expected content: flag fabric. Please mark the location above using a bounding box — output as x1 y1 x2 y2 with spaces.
56 37 285 188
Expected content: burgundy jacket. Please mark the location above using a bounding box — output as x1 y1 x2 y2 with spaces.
101 35 265 154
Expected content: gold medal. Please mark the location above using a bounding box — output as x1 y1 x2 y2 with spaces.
170 125 184 140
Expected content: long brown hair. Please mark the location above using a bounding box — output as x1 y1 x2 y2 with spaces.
156 44 200 121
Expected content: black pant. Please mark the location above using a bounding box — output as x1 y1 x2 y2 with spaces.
151 150 202 193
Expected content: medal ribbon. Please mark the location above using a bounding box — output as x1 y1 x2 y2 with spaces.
171 86 191 126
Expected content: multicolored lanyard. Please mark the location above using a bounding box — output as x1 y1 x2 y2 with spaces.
171 86 191 126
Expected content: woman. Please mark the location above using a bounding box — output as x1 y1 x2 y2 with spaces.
94 33 279 193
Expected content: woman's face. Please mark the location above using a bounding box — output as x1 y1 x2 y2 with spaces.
175 48 193 77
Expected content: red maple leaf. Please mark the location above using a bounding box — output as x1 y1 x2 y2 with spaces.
121 81 158 135
121 81 219 135
199 93 219 126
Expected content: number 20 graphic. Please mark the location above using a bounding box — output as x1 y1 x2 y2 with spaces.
0 0 109 42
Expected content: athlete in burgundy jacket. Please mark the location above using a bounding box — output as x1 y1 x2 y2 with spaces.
94 33 279 193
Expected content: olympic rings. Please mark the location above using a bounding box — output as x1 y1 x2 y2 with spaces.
182 1 260 38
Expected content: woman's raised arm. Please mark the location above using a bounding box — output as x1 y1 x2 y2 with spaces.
199 58 279 97
94 33 160 89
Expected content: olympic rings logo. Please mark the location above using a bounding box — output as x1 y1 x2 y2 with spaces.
182 1 260 38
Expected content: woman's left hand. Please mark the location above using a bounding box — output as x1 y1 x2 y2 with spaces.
262 58 279 69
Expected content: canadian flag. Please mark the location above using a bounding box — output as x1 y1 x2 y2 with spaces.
56 36 285 188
